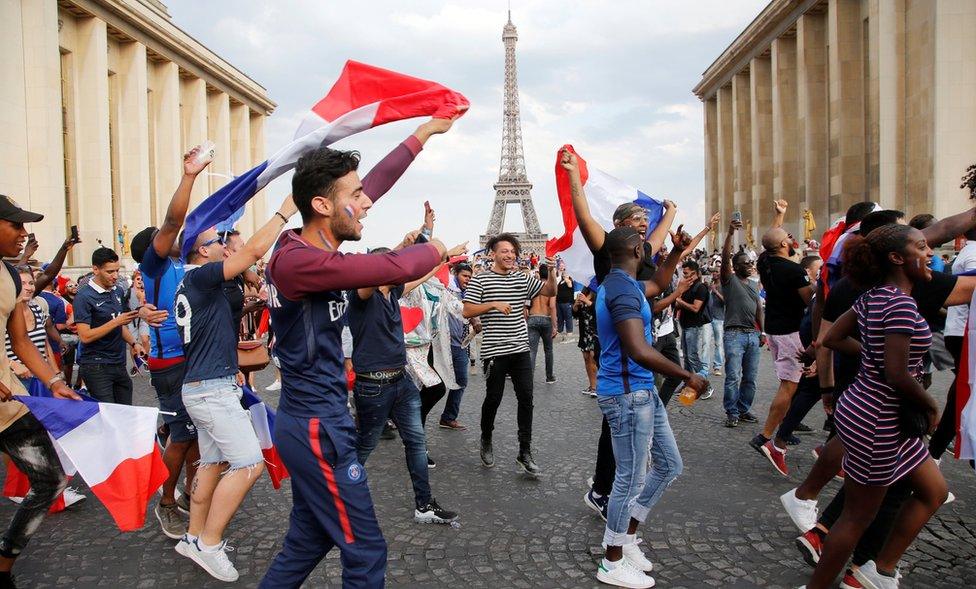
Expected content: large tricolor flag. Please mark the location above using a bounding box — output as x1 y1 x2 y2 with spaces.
546 145 664 287
242 385 289 489
181 60 469 260
17 396 168 531
955 283 976 462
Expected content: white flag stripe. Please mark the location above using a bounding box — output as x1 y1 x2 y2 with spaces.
56 404 160 485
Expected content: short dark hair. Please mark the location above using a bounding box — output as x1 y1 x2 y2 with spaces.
453 262 473 275
292 147 361 223
800 255 821 270
92 247 119 267
846 202 878 226
732 252 750 266
486 233 521 256
130 226 156 264
682 260 700 273
859 210 904 237
908 214 936 230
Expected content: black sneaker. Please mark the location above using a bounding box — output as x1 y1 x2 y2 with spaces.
739 412 759 423
749 433 769 455
414 498 458 524
583 488 609 521
795 423 814 434
381 420 397 440
427 453 436 469
0 572 18 589
516 450 541 476
480 438 494 468
724 415 739 428
785 434 802 446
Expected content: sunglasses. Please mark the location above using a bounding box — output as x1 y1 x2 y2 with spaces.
200 236 225 248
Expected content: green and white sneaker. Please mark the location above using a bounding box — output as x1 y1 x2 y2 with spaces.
596 557 655 588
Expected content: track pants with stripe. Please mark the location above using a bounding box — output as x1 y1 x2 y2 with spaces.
260 410 387 588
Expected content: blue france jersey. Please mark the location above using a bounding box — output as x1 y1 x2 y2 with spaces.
139 247 186 360
595 269 656 395
175 263 239 382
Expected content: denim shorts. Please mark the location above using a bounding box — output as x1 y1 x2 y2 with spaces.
182 376 263 469
152 362 197 443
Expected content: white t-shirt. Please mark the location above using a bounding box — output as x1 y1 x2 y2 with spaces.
945 240 976 337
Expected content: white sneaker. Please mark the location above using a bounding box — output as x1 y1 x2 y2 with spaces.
266 380 282 392
63 487 86 507
944 491 956 505
602 540 653 572
596 558 655 588
699 385 714 400
7 497 23 505
174 534 193 557
183 539 239 582
780 488 818 532
853 560 900 589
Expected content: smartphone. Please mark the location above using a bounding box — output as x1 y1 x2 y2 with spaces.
732 210 742 223
70 225 79 243
27 233 35 242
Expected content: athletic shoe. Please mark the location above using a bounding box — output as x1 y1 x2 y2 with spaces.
724 415 739 428
699 385 714 400
596 558 655 588
795 423 814 434
6 497 22 505
853 560 900 589
427 453 436 469
785 434 802 446
266 380 281 392
602 539 654 572
841 569 864 589
749 433 769 455
712 368 722 376
182 539 239 582
780 488 818 532
944 491 956 505
546 377 557 384
584 488 609 522
176 491 191 515
795 529 823 567
174 534 193 557
438 419 466 430
414 498 458 524
761 440 790 476
516 450 541 476
381 419 397 440
155 502 187 540
480 439 494 468
739 412 759 423
582 387 597 397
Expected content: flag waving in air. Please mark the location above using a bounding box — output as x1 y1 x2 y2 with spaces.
546 145 664 287
181 60 470 260
17 396 168 531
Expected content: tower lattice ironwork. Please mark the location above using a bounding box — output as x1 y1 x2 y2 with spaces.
480 11 547 255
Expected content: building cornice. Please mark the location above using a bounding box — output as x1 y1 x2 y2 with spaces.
60 0 276 115
693 0 825 101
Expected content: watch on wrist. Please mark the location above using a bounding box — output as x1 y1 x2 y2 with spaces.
47 374 65 388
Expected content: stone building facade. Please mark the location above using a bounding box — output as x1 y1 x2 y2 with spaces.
1 0 275 265
694 0 976 247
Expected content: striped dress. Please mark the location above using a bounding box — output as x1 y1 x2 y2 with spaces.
834 285 931 486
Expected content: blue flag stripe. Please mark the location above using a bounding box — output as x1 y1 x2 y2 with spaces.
17 396 100 440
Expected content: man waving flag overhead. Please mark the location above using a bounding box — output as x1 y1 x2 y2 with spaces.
181 60 469 260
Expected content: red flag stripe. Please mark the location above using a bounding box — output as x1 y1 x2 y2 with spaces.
309 418 355 544
546 145 590 258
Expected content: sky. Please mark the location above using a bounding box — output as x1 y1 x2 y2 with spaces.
165 0 768 252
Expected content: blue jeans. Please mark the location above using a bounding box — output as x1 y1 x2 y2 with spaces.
680 325 709 379
709 319 724 370
440 346 469 423
556 303 574 333
597 389 682 546
354 376 431 507
722 329 761 418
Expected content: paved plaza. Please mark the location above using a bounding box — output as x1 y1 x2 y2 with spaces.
2 340 973 588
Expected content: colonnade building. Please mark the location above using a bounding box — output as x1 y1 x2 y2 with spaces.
1 0 275 265
694 0 976 247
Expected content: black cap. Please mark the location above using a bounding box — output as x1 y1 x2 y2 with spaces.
0 195 43 223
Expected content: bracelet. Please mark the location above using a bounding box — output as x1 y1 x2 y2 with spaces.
47 374 65 388
275 211 288 224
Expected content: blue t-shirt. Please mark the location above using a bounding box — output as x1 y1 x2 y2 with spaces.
74 281 127 364
39 290 67 348
595 269 656 396
175 263 238 382
139 247 186 360
347 285 407 373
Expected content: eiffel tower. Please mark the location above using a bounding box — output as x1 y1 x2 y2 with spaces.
480 11 547 256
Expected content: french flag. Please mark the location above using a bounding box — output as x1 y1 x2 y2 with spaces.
16 396 167 531
242 386 289 489
545 145 664 287
956 279 976 463
181 60 469 260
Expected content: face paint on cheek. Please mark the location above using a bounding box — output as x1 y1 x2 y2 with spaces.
344 205 357 220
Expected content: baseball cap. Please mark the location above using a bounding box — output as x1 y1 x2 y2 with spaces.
0 194 44 223
612 202 647 224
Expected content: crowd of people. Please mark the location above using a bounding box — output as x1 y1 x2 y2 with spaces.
0 123 972 589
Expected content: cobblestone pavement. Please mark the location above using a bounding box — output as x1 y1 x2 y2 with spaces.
2 339 974 588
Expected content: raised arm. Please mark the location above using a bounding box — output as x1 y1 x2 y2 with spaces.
644 226 692 299
922 206 976 247
560 149 605 252
646 200 677 255
153 146 210 258
34 236 79 293
362 118 455 204
539 258 558 296
720 220 741 284
771 199 788 229
681 213 720 259
222 196 298 280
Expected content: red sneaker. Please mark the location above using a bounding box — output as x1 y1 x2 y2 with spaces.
761 440 789 476
840 568 863 589
795 529 823 567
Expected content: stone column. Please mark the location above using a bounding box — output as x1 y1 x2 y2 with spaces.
797 12 830 231
716 86 734 227
229 103 253 234
0 1 29 207
732 72 752 241
73 16 113 260
249 113 268 225
206 90 232 202
704 96 719 245
117 41 151 236
932 0 976 220
877 0 905 210
180 76 208 205
751 56 773 238
771 37 799 236
150 61 181 227
828 0 866 218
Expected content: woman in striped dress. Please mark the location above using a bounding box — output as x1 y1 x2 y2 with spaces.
810 224 948 589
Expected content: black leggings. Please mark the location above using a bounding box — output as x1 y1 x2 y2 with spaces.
0 414 68 558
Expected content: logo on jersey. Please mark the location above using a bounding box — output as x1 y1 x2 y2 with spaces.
347 462 363 482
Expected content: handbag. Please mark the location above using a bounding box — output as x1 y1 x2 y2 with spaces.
237 340 270 374
898 399 930 439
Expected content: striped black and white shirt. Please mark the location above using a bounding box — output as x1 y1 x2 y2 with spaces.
464 270 543 359
5 300 49 364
